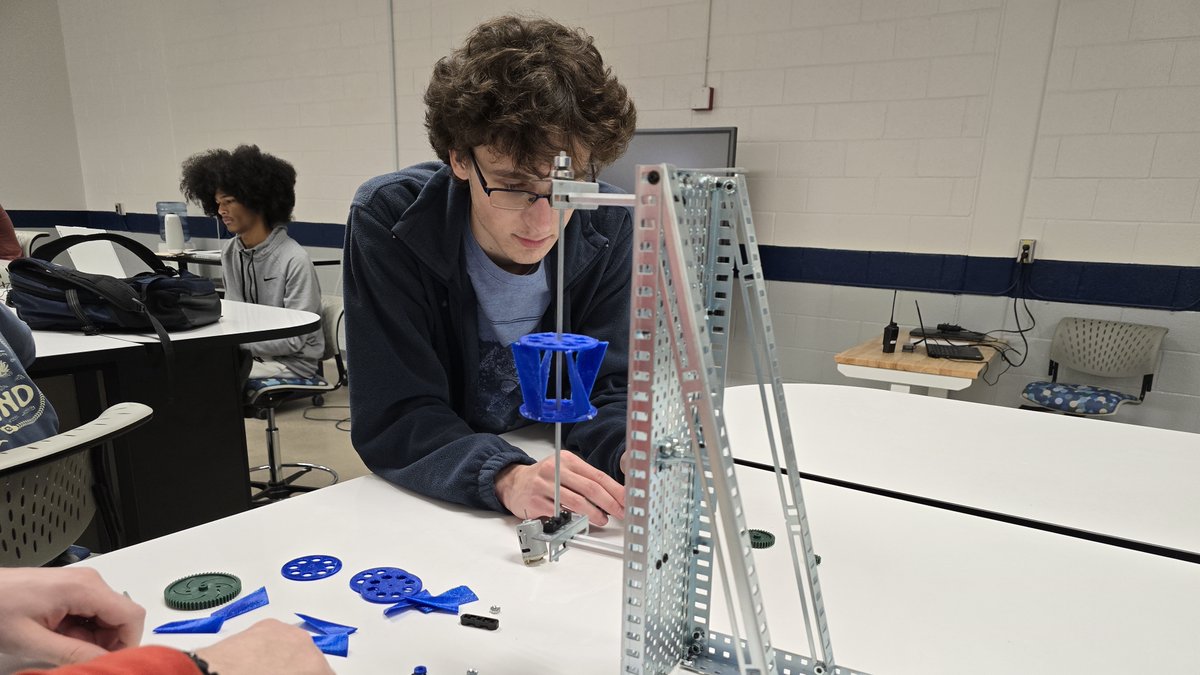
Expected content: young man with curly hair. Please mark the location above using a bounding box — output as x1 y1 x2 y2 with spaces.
180 145 324 380
344 15 637 524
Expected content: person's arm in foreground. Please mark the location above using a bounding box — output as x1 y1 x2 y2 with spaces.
0 567 144 666
2 568 333 675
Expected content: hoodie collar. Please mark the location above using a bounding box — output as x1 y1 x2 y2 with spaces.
234 224 289 258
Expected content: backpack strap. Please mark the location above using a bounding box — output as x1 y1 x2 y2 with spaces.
33 232 178 277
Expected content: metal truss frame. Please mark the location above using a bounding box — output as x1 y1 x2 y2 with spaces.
619 165 868 675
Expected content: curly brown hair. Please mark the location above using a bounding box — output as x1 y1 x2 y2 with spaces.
179 145 296 227
424 15 636 179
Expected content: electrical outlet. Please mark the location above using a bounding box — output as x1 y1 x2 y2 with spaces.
114 203 125 215
1018 238 1036 264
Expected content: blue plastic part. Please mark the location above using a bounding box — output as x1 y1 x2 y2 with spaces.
281 555 342 581
312 633 349 657
348 567 422 593
511 332 608 423
413 667 427 675
351 567 423 604
296 613 358 635
296 613 357 657
383 585 479 618
153 587 270 634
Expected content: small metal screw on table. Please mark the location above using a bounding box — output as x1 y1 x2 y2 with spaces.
489 605 500 614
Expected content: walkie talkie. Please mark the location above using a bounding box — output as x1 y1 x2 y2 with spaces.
882 289 899 353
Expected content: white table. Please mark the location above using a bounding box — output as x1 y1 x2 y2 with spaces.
2 462 1195 675
28 330 135 361
723 383 1200 557
96 299 319 346
25 300 321 545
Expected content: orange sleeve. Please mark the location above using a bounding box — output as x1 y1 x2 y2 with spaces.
16 646 200 675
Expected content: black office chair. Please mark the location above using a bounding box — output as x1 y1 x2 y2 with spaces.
246 297 346 504
0 402 153 567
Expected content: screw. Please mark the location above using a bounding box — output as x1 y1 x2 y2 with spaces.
467 670 479 675
489 605 501 615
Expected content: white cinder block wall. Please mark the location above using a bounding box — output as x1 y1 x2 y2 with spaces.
8 0 1200 432
0 1 85 210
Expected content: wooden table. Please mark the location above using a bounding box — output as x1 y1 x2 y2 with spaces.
834 330 999 396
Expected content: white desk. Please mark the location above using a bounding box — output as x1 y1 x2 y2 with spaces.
2 464 1195 675
27 331 135 362
724 383 1200 557
24 300 321 545
97 299 319 346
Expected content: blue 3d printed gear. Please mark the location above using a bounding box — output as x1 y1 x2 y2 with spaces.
349 567 423 604
281 555 343 581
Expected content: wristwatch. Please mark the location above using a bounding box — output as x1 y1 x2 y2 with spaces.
184 651 218 675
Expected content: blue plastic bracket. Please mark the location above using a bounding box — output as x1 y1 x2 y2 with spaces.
511 332 608 423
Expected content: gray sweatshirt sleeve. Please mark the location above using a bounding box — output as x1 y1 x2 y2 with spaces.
0 304 36 368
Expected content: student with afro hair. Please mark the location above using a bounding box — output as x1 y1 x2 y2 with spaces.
179 145 323 380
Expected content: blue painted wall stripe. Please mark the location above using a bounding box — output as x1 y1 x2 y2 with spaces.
8 210 343 247
9 210 1199 312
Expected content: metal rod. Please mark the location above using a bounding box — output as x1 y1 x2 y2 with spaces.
554 192 637 207
566 534 623 557
553 207 566 518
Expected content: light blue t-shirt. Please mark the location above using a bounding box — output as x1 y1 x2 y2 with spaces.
464 228 551 433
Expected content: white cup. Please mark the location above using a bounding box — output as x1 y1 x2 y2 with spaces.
164 213 185 253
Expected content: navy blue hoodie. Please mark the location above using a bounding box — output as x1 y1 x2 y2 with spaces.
343 163 631 512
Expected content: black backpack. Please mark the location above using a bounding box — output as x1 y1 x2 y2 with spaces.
6 232 222 345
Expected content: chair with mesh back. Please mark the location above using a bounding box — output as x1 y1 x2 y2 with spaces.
246 296 345 503
0 402 153 567
1020 317 1168 416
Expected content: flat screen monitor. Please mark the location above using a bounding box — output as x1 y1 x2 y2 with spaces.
597 127 738 193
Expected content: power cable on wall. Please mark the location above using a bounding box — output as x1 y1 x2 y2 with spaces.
388 0 399 172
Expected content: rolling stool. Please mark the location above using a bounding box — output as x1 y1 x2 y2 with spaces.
246 297 346 503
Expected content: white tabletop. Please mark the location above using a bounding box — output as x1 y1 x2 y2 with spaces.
28 329 136 361
724 383 1200 556
96 299 319 345
2 458 1195 674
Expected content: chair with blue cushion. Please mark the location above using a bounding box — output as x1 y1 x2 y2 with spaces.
1020 317 1167 417
247 297 346 503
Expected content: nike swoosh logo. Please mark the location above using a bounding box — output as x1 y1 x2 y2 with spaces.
263 277 277 281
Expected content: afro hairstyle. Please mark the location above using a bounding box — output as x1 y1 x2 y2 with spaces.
179 145 296 227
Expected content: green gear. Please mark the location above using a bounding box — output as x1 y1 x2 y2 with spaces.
164 573 242 611
748 529 775 549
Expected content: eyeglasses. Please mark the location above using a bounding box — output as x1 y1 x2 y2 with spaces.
469 150 553 211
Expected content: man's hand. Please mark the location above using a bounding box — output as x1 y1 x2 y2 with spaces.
495 452 626 525
0 567 145 665
195 619 334 675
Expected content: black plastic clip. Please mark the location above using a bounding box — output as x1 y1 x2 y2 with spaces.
460 613 499 631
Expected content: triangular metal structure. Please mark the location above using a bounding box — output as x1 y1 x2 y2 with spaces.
619 165 868 675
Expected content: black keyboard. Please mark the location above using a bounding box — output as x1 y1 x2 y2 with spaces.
925 343 984 360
